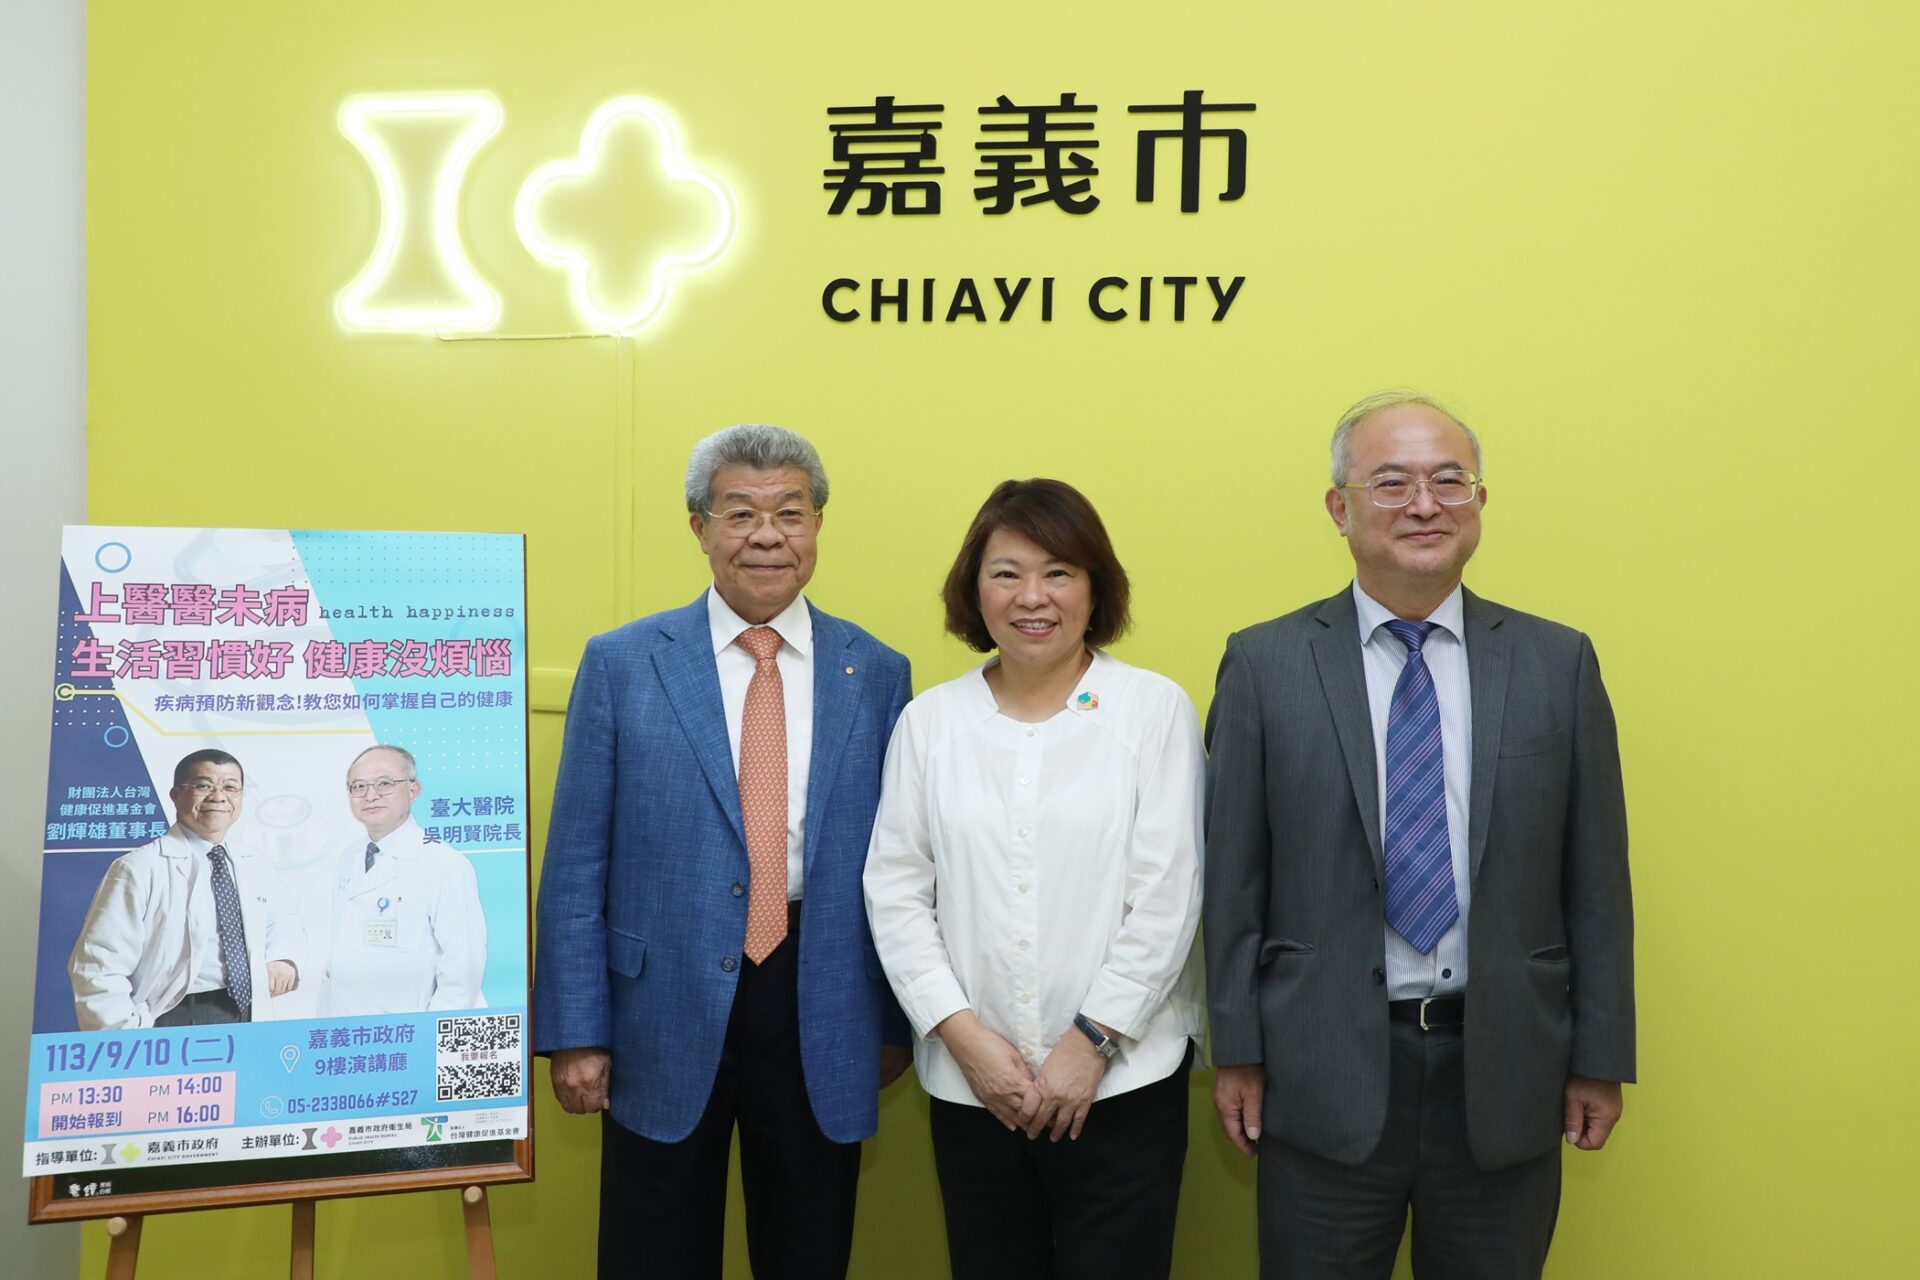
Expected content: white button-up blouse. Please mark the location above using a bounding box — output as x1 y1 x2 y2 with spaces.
864 650 1206 1107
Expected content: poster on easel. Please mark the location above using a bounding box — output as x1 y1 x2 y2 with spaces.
24 527 533 1219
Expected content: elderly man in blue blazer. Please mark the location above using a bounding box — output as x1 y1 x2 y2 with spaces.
534 424 912 1280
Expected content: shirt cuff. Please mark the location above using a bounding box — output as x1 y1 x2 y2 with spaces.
1079 968 1162 1042
901 967 972 1042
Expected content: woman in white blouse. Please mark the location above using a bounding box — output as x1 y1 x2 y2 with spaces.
864 478 1205 1279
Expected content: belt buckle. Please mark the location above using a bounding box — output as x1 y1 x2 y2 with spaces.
1418 996 1436 1032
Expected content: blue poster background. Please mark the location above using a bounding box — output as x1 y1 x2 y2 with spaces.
24 528 530 1175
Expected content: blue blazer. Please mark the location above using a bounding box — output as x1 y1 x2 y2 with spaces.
533 593 912 1143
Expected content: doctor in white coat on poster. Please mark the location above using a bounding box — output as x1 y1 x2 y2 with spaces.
321 744 487 1015
70 748 308 1029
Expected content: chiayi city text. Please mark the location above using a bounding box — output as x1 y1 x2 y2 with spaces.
822 275 1246 322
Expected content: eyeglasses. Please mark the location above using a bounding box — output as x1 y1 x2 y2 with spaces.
184 780 243 798
347 777 414 798
702 507 820 538
1339 470 1483 509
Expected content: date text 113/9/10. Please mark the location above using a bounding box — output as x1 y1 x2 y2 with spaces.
822 275 1246 323
43 1033 234 1074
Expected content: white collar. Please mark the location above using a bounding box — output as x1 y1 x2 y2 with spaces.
967 648 1112 720
1352 580 1465 647
364 816 424 856
707 586 812 659
170 824 221 857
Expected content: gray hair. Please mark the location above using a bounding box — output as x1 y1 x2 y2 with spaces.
1329 390 1483 485
683 424 830 514
348 743 417 781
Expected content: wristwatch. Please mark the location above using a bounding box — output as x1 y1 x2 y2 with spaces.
1072 1013 1119 1059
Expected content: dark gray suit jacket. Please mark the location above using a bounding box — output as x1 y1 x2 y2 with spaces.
1203 587 1634 1171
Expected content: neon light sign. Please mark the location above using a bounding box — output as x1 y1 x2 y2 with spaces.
514 97 735 337
336 93 504 333
336 93 734 337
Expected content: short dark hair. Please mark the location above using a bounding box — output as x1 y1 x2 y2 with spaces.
173 748 244 788
942 479 1132 653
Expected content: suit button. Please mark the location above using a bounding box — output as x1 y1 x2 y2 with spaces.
721 956 738 972
730 882 745 897
1371 967 1386 985
1371 877 1379 894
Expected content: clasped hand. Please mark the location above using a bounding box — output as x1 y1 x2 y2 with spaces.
937 1010 1108 1141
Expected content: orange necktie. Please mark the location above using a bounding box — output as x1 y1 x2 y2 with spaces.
735 626 789 963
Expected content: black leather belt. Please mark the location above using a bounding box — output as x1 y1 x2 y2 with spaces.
1389 996 1464 1030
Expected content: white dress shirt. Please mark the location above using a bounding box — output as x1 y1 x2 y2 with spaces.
708 587 812 898
185 828 235 992
1354 581 1473 999
865 650 1205 1107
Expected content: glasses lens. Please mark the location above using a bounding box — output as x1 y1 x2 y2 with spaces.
1431 473 1476 504
773 508 815 535
1369 475 1413 508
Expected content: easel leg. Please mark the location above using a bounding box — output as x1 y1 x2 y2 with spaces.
461 1185 497 1280
289 1199 316 1280
105 1215 142 1280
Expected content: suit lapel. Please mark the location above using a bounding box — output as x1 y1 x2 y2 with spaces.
805 604 862 877
1463 588 1508 883
1310 590 1385 879
653 595 747 849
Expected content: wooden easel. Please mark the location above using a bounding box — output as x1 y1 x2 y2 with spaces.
102 1185 497 1279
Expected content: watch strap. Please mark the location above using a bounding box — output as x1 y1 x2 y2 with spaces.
1073 1012 1118 1059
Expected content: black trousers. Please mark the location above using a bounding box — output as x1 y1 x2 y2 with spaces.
597 904 861 1280
928 1041 1194 1280
155 988 244 1026
1256 1021 1562 1279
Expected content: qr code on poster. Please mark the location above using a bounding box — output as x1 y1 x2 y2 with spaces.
435 1014 524 1102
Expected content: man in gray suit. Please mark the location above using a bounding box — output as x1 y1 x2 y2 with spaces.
1204 391 1634 1277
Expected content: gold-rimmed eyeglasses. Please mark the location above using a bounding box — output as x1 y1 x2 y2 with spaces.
702 506 820 537
1339 470 1483 509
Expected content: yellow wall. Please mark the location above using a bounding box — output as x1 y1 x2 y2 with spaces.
80 1 1916 1274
